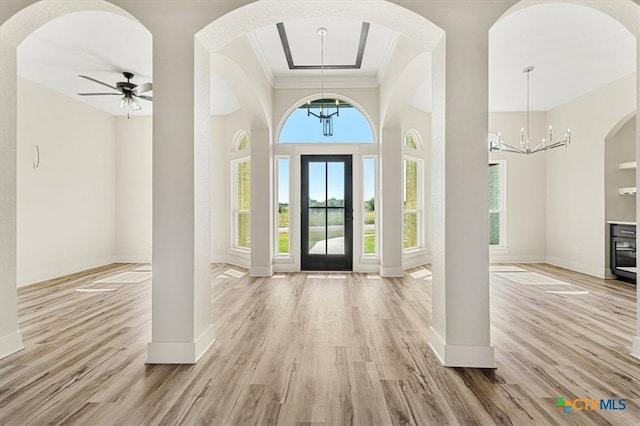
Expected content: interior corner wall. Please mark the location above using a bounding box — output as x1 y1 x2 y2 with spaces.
115 116 152 262
489 112 547 263
546 73 636 278
17 77 117 286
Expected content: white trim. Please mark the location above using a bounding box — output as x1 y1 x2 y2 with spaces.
380 266 404 277
403 248 428 269
116 255 152 263
428 327 496 368
247 31 275 87
273 75 379 89
376 32 399 85
545 255 606 279
250 266 273 277
632 336 640 360
231 156 251 251
17 256 118 287
147 325 215 364
0 330 24 360
489 254 546 263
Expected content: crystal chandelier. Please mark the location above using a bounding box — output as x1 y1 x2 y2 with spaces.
307 27 339 137
489 66 571 154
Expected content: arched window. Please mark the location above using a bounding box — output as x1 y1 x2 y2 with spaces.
403 130 423 250
232 131 250 250
279 99 374 143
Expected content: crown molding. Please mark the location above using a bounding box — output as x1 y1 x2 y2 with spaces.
273 75 379 89
376 32 399 85
247 31 275 87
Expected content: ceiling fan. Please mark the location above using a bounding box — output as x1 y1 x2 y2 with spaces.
77 71 152 116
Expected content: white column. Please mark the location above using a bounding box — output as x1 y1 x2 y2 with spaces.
0 41 24 359
380 127 404 277
250 128 273 276
632 37 640 360
146 30 214 364
428 29 495 368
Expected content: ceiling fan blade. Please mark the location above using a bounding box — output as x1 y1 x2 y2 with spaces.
78 75 118 91
136 94 153 101
134 82 153 93
77 92 121 96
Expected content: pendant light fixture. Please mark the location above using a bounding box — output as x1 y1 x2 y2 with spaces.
307 27 339 137
489 66 571 154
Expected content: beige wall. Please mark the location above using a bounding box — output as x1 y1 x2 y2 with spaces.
546 73 636 278
17 77 116 285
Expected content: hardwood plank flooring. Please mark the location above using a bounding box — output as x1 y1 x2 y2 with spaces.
1 263 639 425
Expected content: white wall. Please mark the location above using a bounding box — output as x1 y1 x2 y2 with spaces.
115 116 152 262
17 77 116 286
546 74 636 278
489 112 547 263
605 115 636 224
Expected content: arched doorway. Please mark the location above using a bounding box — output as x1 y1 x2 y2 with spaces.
0 0 151 359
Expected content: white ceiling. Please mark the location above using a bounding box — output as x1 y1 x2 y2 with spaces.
16 4 636 116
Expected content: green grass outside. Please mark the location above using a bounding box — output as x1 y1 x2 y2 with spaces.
278 231 376 255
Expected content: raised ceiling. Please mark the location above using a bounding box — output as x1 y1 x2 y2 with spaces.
16 4 636 117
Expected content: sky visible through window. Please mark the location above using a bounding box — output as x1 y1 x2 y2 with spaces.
278 103 375 204
279 107 374 144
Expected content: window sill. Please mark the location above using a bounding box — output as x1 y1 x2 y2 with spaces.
489 246 509 254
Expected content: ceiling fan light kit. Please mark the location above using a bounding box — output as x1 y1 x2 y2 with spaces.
77 71 152 118
489 66 571 154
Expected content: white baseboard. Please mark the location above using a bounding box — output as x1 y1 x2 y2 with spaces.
0 330 24 359
354 263 380 273
250 266 273 277
17 256 118 287
147 325 215 364
489 254 546 263
545 256 606 279
632 336 640 361
380 266 404 277
428 327 495 368
115 255 151 263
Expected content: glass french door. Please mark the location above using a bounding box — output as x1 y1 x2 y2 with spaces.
301 155 353 271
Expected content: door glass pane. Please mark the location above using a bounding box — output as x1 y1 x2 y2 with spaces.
327 162 344 207
308 162 326 207
308 208 326 253
327 209 345 254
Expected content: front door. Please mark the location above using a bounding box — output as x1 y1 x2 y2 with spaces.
301 155 353 271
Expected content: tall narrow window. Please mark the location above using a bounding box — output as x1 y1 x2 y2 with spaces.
233 131 250 250
489 162 505 246
403 131 423 251
277 158 290 255
363 158 376 255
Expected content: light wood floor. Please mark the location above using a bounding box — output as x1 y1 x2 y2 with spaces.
1 263 639 425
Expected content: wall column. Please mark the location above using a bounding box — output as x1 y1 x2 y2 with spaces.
146 28 214 364
428 26 494 368
380 127 404 277
250 128 273 276
0 41 24 359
